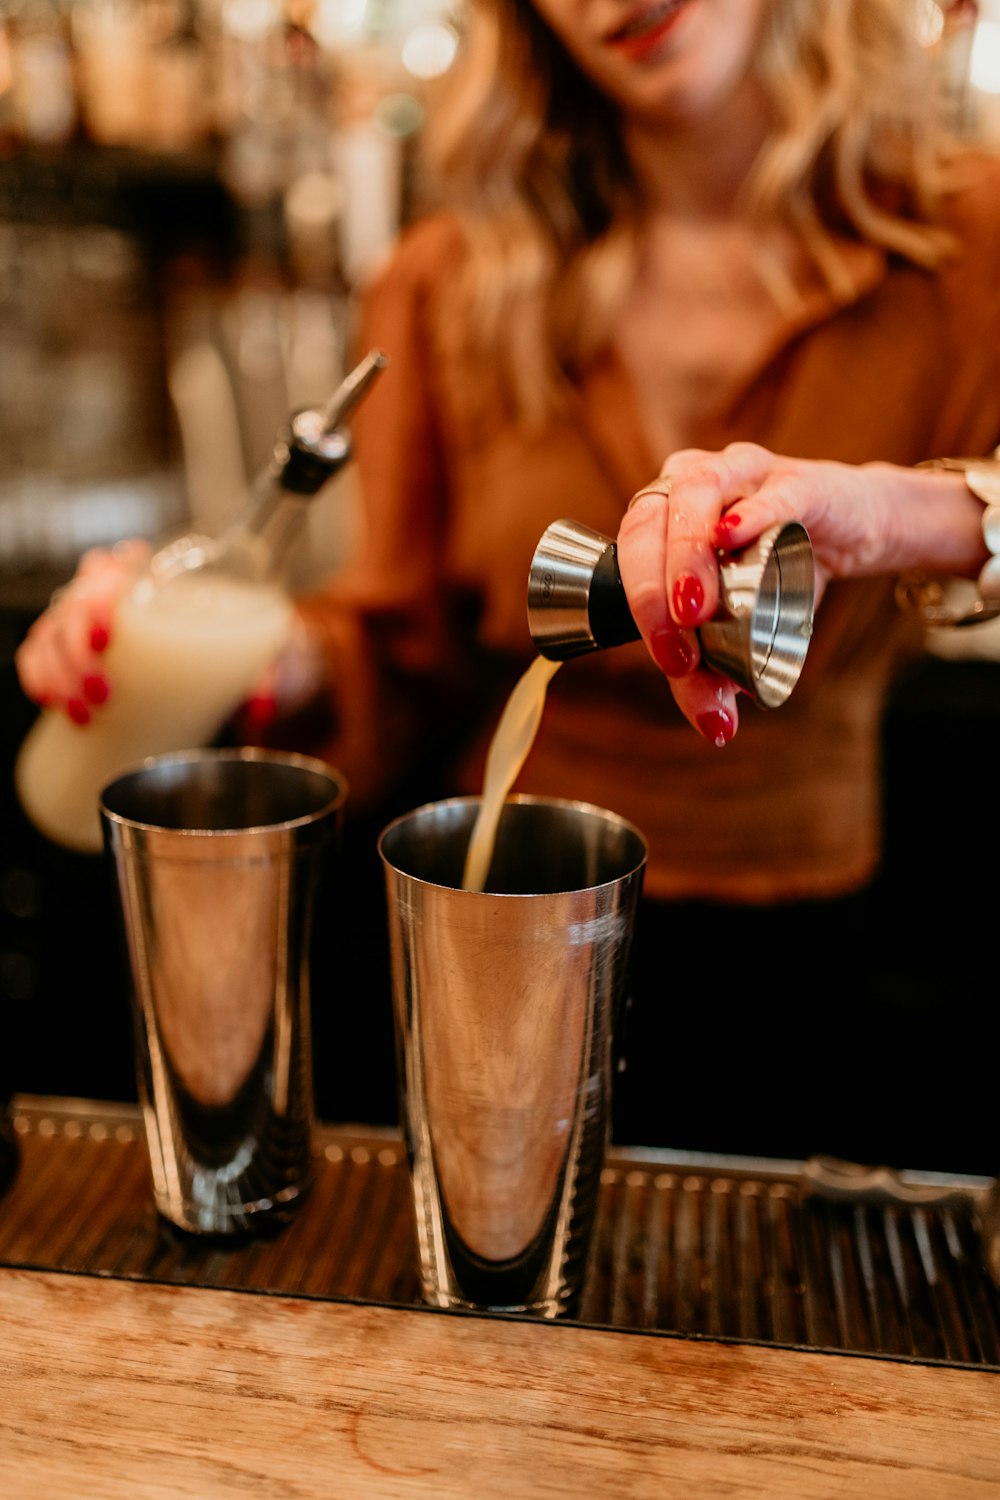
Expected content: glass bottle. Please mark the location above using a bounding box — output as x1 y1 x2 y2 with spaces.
7 0 78 147
14 348 387 856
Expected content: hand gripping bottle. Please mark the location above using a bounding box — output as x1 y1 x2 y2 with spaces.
15 350 387 855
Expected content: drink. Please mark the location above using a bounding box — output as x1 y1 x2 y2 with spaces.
16 573 291 854
462 654 562 892
14 349 387 856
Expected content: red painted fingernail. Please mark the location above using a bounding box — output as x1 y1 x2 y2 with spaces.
83 673 109 705
650 628 695 678
89 623 110 653
715 513 741 536
672 573 705 626
66 698 91 726
244 694 277 730
696 708 735 747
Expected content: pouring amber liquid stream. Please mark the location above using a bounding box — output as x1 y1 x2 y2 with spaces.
462 655 562 892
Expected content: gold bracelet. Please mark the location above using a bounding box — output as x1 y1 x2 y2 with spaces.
895 453 1000 627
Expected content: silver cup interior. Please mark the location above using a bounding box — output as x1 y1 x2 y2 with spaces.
100 748 346 834
699 521 815 709
378 794 648 895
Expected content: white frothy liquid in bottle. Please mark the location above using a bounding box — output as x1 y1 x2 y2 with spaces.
15 569 292 855
14 347 390 858
462 654 562 892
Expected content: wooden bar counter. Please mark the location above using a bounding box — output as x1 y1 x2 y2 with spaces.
1 1265 999 1498
2 1098 999 1497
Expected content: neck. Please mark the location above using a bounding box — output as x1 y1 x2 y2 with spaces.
621 83 773 221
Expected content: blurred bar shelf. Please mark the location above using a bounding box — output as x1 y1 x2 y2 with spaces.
0 141 239 260
3 1094 998 1372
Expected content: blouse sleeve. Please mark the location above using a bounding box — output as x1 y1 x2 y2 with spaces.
288 223 487 811
926 151 1000 459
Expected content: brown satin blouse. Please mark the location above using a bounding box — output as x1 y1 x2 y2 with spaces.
293 153 1000 904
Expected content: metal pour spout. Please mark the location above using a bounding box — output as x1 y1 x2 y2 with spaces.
277 348 390 496
321 347 389 434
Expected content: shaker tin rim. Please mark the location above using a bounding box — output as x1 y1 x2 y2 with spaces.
99 746 348 838
377 792 649 898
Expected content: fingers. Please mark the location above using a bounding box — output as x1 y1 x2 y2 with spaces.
618 486 703 674
670 666 741 746
14 542 149 722
617 481 741 748
705 455 868 600
15 615 88 720
618 442 794 747
710 477 809 556
234 614 328 739
237 658 279 737
621 443 785 635
16 603 108 725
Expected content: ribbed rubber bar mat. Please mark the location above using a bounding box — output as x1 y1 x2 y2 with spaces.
3 1096 998 1370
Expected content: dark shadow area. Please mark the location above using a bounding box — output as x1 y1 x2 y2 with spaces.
612 653 1000 1174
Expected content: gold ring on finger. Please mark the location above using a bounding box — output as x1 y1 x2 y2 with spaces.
627 476 674 512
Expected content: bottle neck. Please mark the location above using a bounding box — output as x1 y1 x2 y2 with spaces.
227 469 313 576
174 351 382 588
216 410 350 581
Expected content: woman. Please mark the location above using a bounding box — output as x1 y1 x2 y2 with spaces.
16 0 1000 1163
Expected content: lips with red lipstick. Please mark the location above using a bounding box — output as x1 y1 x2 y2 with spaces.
605 0 691 62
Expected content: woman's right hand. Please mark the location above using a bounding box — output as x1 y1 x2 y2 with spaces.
14 540 150 725
616 441 988 744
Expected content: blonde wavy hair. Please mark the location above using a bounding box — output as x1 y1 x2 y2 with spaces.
419 0 966 424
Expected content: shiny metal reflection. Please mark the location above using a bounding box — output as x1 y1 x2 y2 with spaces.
525 518 624 659
527 518 815 708
699 521 814 708
379 795 647 1318
100 748 346 1236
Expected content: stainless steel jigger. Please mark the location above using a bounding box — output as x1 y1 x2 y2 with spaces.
526 517 815 708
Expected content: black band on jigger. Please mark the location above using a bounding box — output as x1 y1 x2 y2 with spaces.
588 543 642 650
274 429 352 495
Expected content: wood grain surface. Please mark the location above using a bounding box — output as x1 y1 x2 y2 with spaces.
2 1268 998 1498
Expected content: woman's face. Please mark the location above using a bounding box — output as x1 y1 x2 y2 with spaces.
527 0 771 126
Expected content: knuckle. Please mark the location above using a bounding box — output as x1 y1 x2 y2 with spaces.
683 458 728 488
625 578 670 625
663 447 710 472
724 440 768 463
